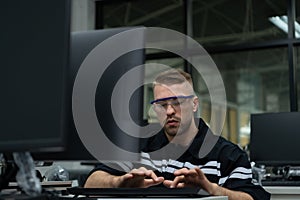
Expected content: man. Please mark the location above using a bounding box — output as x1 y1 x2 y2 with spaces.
84 69 270 200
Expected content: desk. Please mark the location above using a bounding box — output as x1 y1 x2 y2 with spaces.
0 192 228 200
72 198 228 200
3 182 228 200
264 186 300 200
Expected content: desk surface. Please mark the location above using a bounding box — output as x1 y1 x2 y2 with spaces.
73 197 228 200
264 186 300 194
264 186 300 200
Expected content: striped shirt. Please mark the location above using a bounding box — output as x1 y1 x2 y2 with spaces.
90 118 270 200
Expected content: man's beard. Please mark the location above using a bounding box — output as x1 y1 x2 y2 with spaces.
163 116 193 139
163 117 182 137
165 124 179 137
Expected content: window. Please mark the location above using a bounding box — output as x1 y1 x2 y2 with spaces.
192 0 288 46
93 0 299 147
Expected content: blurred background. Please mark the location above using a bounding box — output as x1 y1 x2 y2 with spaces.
71 0 300 149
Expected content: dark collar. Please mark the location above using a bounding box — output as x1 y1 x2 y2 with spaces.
188 118 220 159
142 118 212 156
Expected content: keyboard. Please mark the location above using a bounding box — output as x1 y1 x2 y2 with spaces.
67 186 210 197
262 180 300 186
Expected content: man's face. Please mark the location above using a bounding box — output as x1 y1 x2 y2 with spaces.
153 82 197 139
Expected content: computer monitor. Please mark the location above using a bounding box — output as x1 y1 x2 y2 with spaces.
33 27 146 162
250 112 300 166
0 0 71 153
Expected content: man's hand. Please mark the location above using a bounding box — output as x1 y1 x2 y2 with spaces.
117 167 164 188
163 167 211 190
163 167 254 200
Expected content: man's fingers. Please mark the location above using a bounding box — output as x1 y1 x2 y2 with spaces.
164 179 187 188
126 167 165 188
163 180 172 187
130 168 145 175
195 167 205 177
144 177 164 187
174 168 198 177
174 168 189 176
164 167 206 188
176 182 186 188
122 173 133 180
194 167 209 183
131 167 163 182
146 170 162 182
169 175 185 188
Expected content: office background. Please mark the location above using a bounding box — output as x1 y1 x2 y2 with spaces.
71 0 300 148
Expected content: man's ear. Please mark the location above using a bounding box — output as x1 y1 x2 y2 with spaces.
192 97 199 112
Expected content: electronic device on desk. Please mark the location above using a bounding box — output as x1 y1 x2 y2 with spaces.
32 26 146 163
32 26 146 189
0 0 71 197
66 187 210 198
261 179 300 186
1 1 146 199
0 0 70 156
250 112 300 186
253 165 300 186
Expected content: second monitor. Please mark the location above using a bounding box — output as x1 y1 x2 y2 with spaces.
33 27 146 162
250 112 300 166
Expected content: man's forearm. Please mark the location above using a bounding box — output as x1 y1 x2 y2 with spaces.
209 183 254 200
84 170 119 188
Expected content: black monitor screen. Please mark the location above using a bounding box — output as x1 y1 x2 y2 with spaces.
250 112 300 166
33 27 145 162
0 0 70 153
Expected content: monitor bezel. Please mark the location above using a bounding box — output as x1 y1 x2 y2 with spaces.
0 0 71 153
250 112 300 166
32 27 146 162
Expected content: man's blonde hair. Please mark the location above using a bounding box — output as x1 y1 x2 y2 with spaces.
153 69 193 88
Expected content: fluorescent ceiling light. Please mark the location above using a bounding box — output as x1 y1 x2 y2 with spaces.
268 15 300 38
